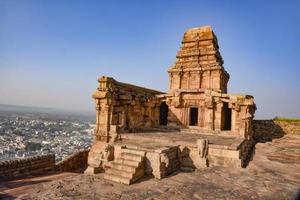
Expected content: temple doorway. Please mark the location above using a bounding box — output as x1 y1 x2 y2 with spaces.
159 102 168 125
222 102 232 130
189 107 198 126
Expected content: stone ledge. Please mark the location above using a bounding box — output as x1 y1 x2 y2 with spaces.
0 154 55 180
55 149 89 172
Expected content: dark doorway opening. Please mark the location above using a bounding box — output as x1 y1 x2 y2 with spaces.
223 102 232 130
159 102 168 125
189 107 198 126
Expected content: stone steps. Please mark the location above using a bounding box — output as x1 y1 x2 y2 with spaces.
104 173 131 184
103 148 146 185
114 158 140 167
104 172 144 185
110 162 137 173
105 167 144 179
180 128 217 135
121 148 146 156
120 153 144 162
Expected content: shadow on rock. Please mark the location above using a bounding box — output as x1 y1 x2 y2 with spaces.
253 120 285 143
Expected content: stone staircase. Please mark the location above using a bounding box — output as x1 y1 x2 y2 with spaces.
104 147 146 185
180 127 218 135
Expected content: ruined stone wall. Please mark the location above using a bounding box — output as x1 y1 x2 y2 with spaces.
145 146 180 179
179 138 255 169
210 92 255 138
253 120 300 142
92 76 163 142
0 154 55 179
55 150 89 172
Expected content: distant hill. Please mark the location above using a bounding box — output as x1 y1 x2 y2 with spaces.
0 104 95 122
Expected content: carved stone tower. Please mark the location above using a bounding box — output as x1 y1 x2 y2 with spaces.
165 26 255 136
168 26 229 93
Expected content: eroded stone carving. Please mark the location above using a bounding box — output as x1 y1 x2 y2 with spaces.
85 143 114 174
101 143 114 161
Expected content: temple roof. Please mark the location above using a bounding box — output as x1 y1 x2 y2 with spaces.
182 26 217 43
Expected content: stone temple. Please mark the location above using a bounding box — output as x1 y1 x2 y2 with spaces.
85 26 256 184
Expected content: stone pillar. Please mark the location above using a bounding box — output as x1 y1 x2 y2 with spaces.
210 107 215 130
209 70 212 89
95 99 101 139
183 106 188 126
204 96 215 130
95 104 111 143
214 102 223 131
199 106 205 127
178 71 183 89
231 103 240 136
187 72 191 89
238 106 248 137
231 109 236 133
169 73 173 91
203 107 214 130
199 71 202 88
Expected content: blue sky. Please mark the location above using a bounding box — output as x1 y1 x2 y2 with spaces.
0 0 299 119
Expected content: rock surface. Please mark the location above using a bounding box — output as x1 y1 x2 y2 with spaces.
2 134 298 200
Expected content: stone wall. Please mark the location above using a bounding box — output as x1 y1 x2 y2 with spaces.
253 120 300 142
0 154 55 179
145 146 180 179
55 150 89 172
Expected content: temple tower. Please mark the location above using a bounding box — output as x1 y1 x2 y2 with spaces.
165 26 255 136
168 26 229 93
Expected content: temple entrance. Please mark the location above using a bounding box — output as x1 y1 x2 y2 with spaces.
189 107 198 126
159 102 168 125
222 102 232 130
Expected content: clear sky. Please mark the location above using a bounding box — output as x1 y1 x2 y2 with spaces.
0 0 299 119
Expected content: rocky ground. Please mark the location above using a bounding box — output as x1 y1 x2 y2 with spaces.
1 134 300 200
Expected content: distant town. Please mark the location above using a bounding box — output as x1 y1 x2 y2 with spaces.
0 104 95 162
